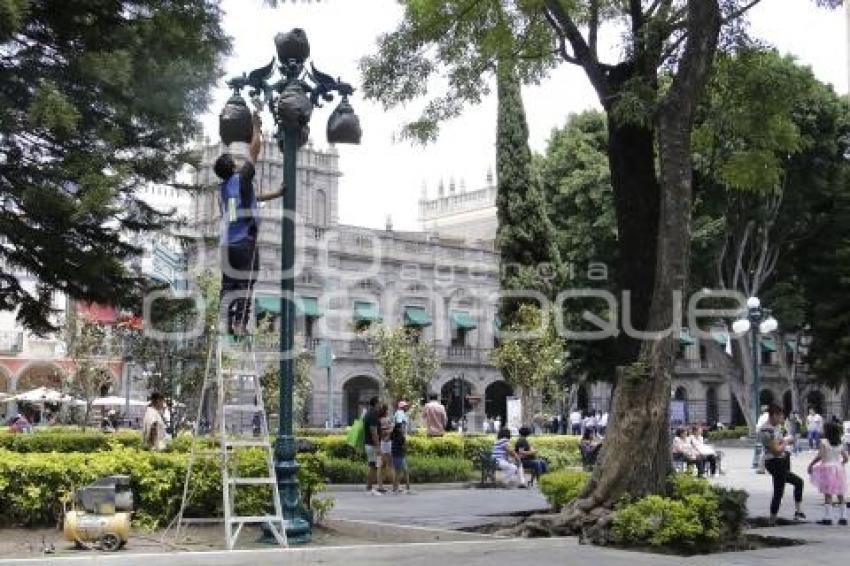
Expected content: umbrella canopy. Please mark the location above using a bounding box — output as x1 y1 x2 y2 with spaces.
92 396 148 407
13 386 83 404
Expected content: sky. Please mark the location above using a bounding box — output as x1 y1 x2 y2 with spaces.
201 0 848 232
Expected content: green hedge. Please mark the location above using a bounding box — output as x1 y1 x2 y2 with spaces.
322 456 474 484
0 447 329 529
0 431 141 452
706 427 750 442
539 470 589 511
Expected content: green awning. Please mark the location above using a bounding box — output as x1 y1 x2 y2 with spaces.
254 296 322 317
761 337 777 352
297 297 322 318
711 330 729 346
451 311 477 330
679 328 696 346
256 296 280 314
403 306 431 327
785 339 797 353
353 301 381 323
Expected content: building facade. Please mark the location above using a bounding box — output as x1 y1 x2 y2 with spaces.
418 173 498 244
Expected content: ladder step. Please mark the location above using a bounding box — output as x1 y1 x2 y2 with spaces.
225 440 271 448
228 515 285 524
228 478 276 485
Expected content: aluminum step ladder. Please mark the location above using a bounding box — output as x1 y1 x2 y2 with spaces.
168 333 287 550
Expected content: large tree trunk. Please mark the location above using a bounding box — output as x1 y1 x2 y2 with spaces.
608 121 660 366
509 0 721 541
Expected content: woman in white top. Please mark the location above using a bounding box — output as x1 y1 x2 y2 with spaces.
673 427 704 477
688 425 718 476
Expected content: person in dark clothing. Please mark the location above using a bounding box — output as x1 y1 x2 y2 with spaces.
761 404 806 525
391 422 410 493
215 113 281 336
515 426 548 482
362 396 383 495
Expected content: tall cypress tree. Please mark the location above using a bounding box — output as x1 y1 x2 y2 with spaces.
0 1 230 333
495 60 562 324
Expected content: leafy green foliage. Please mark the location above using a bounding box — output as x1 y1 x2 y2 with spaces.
496 61 562 322
538 470 589 511
321 455 474 484
611 475 748 549
0 1 230 332
368 324 440 408
490 304 565 421
359 0 555 143
0 446 328 529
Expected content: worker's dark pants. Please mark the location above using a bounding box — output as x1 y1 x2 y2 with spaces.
765 456 803 515
220 241 258 334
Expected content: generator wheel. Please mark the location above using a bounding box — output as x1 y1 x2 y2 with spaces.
100 533 121 552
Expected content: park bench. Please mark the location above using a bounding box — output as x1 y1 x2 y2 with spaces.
475 448 498 485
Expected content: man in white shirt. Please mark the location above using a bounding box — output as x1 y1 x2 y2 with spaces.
754 405 769 472
599 412 609 436
394 400 410 433
142 392 167 451
569 409 582 435
806 407 823 449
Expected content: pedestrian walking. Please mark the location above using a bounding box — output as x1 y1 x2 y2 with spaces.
807 407 824 449
807 421 848 525
761 404 806 525
391 422 411 494
363 397 383 495
378 403 394 492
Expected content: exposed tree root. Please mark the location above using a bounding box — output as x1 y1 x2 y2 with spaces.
495 500 617 544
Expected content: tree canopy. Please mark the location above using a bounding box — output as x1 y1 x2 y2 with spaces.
0 0 230 332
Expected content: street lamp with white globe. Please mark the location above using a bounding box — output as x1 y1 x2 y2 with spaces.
732 296 779 469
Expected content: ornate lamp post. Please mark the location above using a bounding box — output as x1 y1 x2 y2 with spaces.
224 28 361 542
732 296 778 470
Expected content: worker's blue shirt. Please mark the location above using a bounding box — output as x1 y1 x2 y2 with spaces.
219 162 257 246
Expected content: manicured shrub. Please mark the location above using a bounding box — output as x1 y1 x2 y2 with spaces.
611 473 748 550
321 455 473 484
538 470 589 511
705 426 750 441
611 495 713 547
0 431 141 452
0 448 327 529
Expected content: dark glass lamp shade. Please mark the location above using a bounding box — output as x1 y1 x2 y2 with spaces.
275 28 310 64
219 93 254 145
327 97 361 144
276 82 313 129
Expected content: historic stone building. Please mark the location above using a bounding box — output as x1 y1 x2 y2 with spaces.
191 140 510 429
418 172 498 244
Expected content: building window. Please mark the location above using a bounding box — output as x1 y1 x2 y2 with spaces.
314 189 327 226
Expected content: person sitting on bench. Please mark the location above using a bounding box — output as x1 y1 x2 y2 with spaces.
672 427 705 477
515 426 548 482
492 427 526 487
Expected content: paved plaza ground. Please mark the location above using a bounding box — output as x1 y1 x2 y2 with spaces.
1 446 848 565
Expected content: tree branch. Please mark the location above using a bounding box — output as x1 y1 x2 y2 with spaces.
722 0 765 25
542 10 579 65
589 0 600 60
543 0 609 99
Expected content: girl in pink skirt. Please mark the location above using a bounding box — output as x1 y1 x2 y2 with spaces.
808 421 849 525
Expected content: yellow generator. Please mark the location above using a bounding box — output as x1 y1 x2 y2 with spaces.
63 475 132 551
